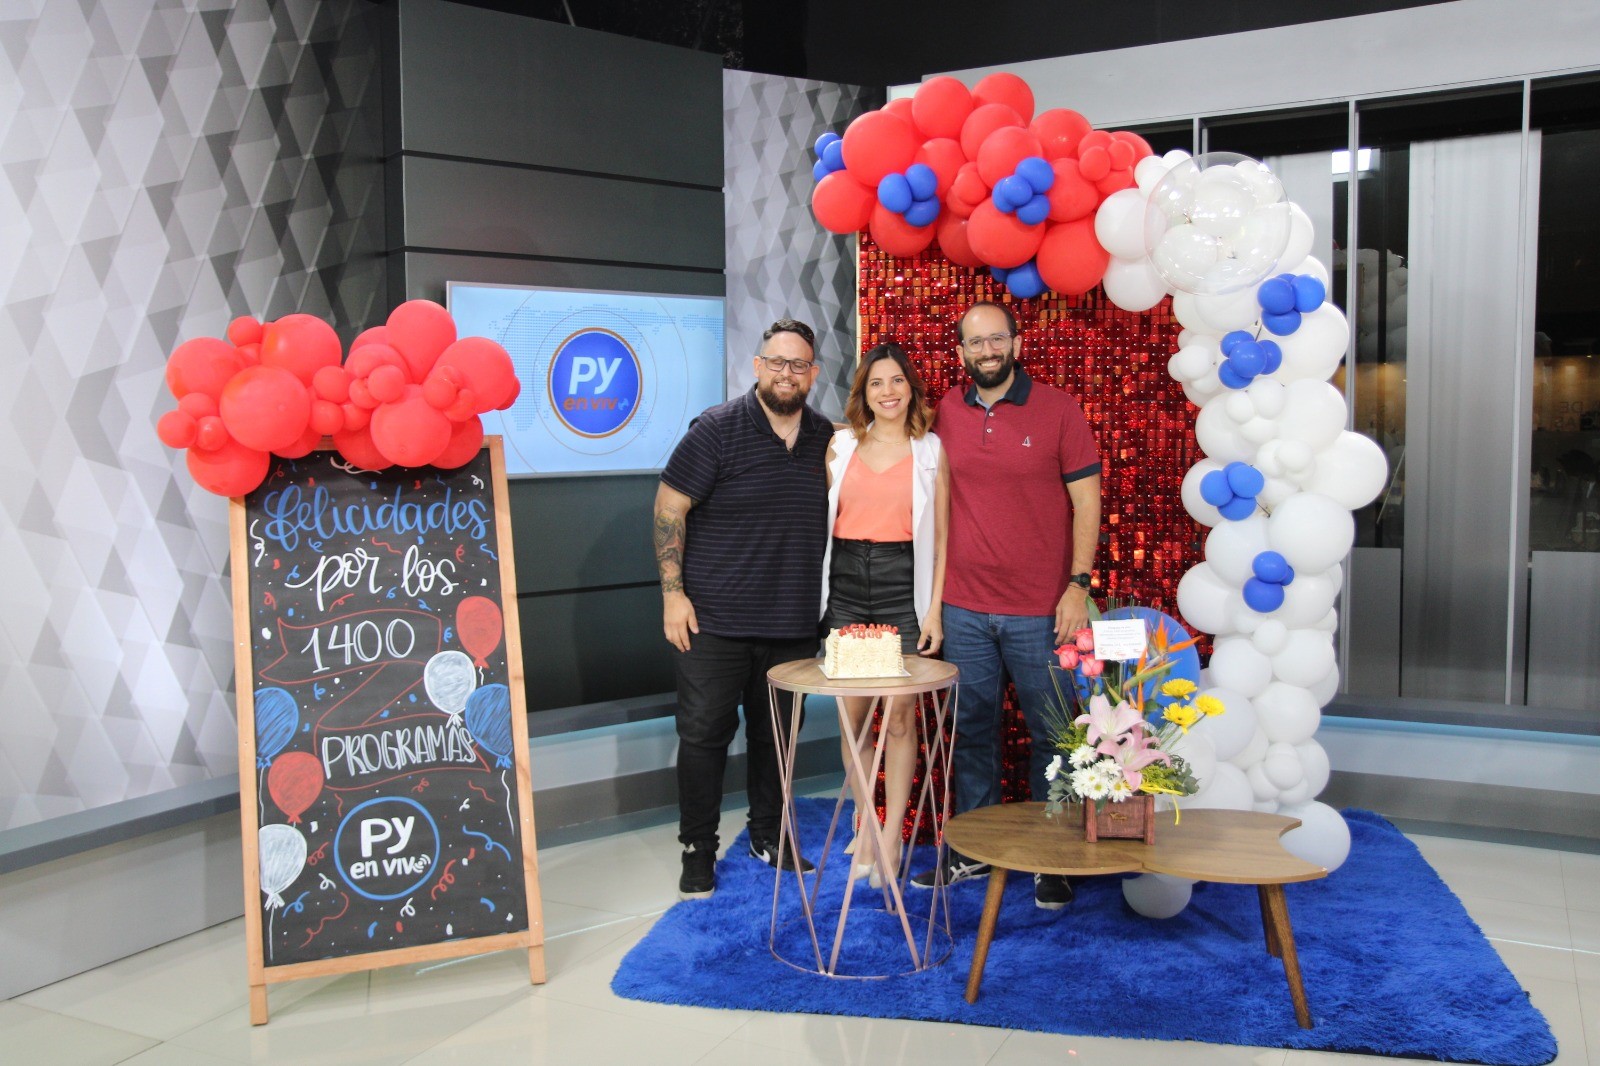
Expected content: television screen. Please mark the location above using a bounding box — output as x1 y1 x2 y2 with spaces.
446 282 726 477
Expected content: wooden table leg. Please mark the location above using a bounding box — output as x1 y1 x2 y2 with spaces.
964 867 1009 1004
1261 883 1312 1029
1257 884 1281 958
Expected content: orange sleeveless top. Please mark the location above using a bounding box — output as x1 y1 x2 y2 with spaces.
833 453 913 542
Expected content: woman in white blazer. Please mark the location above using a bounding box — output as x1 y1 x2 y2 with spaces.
821 341 949 888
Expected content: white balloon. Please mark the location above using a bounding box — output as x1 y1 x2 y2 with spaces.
1183 379 1224 407
1188 687 1257 761
1256 476 1298 511
1195 399 1254 462
1302 431 1389 510
1228 725 1270 769
424 650 478 715
1186 760 1253 810
1271 629 1337 688
1278 440 1314 474
1167 728 1217 786
1176 563 1234 634
1275 567 1340 628
1251 798 1280 813
1190 168 1257 238
1313 608 1339 632
1180 460 1226 527
1225 392 1254 423
1278 800 1351 870
1123 872 1193 919
1254 681 1322 743
258 823 309 908
1170 289 1206 331
1094 189 1154 260
1154 224 1223 292
1205 514 1270 585
1170 336 1220 383
1276 777 1312 807
1309 664 1342 707
1250 619 1289 656
1275 304 1349 383
1247 762 1281 801
1246 379 1286 418
1267 492 1355 573
1278 202 1314 271
1135 153 1171 192
1195 287 1261 333
1278 380 1348 450
1261 741 1305 790
1102 255 1169 312
1284 254 1330 288
1210 636 1273 697
1294 739 1331 795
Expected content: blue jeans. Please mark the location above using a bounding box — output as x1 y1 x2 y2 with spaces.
944 604 1061 815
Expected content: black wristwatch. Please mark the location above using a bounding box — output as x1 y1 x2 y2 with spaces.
1067 572 1092 592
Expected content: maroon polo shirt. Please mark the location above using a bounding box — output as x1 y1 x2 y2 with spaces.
934 367 1100 616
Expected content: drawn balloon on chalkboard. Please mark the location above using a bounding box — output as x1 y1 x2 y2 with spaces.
465 684 513 769
267 751 325 825
259 823 308 909
254 687 299 768
424 650 477 721
456 596 504 668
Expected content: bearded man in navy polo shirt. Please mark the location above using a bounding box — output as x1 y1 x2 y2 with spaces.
653 318 831 899
910 301 1102 911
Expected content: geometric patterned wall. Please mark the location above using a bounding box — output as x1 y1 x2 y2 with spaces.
0 0 386 830
722 70 882 419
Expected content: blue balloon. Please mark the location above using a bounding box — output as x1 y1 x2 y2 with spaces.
465 683 514 768
1257 277 1296 315
1253 550 1293 584
1220 330 1253 357
1219 495 1258 521
822 139 845 171
1258 340 1283 375
904 198 940 227
905 163 938 201
1224 461 1265 498
878 173 913 214
1262 310 1302 336
814 131 841 157
1016 193 1050 225
1016 156 1055 194
1100 606 1202 714
1293 274 1326 313
1243 578 1285 613
1230 342 1265 378
994 175 1031 212
1200 470 1233 507
1007 261 1045 299
254 687 299 766
990 265 1012 283
1218 362 1252 390
812 159 830 182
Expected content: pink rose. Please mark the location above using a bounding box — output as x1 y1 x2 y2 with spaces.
1074 628 1095 653
1080 658 1104 678
1055 645 1080 669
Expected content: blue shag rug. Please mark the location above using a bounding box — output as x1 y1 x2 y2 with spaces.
611 801 1556 1064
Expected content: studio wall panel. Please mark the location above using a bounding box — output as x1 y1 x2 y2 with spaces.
519 586 674 712
508 476 661 594
396 253 726 304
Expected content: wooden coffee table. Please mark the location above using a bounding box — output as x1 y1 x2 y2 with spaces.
944 802 1328 1028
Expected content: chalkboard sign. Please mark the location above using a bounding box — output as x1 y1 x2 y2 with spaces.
229 440 543 1023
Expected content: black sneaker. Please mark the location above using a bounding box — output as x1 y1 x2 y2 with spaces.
747 835 815 873
678 842 716 899
910 852 991 889
1034 873 1074 910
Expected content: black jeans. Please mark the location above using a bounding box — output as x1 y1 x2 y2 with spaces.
673 631 816 848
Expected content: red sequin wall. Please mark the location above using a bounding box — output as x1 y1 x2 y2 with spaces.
858 234 1205 806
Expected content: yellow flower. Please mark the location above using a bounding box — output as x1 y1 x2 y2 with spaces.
1163 704 1201 733
1196 694 1224 717
1161 679 1198 699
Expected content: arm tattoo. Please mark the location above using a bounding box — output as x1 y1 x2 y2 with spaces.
654 507 686 594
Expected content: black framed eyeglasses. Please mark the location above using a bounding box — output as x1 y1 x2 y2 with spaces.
761 356 817 374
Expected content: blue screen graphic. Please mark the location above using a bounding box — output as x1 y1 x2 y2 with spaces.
446 284 725 476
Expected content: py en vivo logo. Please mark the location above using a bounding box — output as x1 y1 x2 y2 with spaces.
546 327 643 438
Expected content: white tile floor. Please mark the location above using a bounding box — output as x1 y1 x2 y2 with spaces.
6 804 1598 1065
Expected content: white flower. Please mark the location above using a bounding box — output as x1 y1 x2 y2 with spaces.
1045 754 1063 782
1107 777 1135 801
1091 759 1123 790
1068 767 1098 798
1069 744 1096 768
1080 776 1112 801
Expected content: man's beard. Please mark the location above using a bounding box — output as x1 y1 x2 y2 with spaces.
758 381 808 416
964 349 1015 389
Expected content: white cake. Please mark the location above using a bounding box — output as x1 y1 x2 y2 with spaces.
823 624 903 678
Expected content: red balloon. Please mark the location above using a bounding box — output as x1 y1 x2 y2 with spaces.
811 170 874 235
1031 108 1093 160
841 110 920 186
227 316 263 347
433 416 485 469
195 415 228 452
1096 168 1137 196
331 425 392 470
220 365 312 452
386 300 457 382
234 343 261 367
432 337 517 413
936 214 983 268
911 76 973 140
869 204 936 259
1113 129 1154 160
157 410 197 449
1037 219 1111 296
368 364 407 404
275 422 324 459
267 751 324 825
1078 144 1111 182
347 342 408 379
371 386 452 467
457 596 504 667
350 325 389 351
261 314 341 385
186 436 269 497
178 392 217 419
882 95 919 133
965 201 1045 269
1047 158 1100 222
165 337 242 400
312 365 350 403
340 402 371 432
976 125 1045 188
309 399 344 436
949 162 989 208
959 103 1024 162
972 73 1035 124
912 137 966 198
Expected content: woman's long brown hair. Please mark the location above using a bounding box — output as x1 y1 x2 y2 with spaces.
845 342 932 440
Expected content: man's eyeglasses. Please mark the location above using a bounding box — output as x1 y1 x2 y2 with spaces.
761 356 817 374
962 332 1015 353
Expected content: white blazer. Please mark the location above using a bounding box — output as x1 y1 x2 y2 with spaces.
820 426 941 624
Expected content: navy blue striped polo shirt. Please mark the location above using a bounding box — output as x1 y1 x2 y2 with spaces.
661 387 830 640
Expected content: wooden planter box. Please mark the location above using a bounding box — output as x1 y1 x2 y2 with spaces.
1083 795 1155 844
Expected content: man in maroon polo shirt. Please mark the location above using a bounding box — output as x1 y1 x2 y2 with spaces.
910 301 1102 910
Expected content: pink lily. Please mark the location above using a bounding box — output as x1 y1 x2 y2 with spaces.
1074 695 1142 748
1055 644 1080 669
1106 727 1172 792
